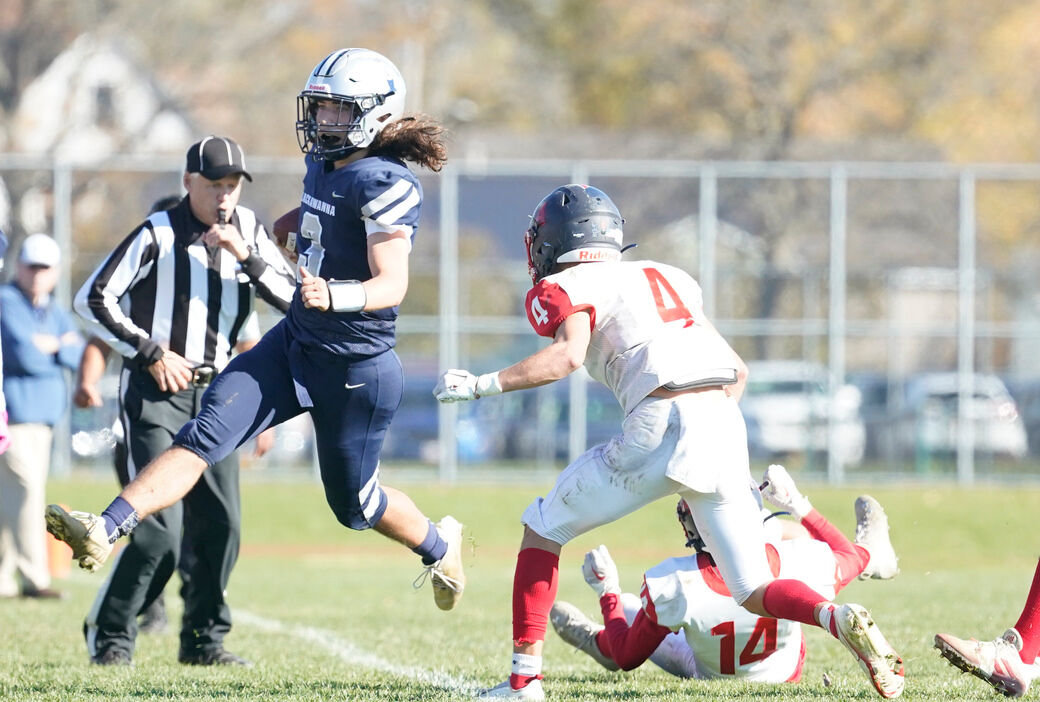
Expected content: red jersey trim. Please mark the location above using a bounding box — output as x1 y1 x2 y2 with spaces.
697 546 782 598
786 632 808 683
525 281 596 338
639 577 659 624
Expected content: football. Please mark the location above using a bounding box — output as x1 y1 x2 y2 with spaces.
271 207 301 259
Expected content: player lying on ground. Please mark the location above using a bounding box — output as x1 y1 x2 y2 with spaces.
551 464 899 682
935 556 1040 697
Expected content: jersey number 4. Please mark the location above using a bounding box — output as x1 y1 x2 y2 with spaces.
710 618 779 674
642 268 694 326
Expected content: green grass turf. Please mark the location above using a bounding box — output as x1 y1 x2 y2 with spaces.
2 473 1037 700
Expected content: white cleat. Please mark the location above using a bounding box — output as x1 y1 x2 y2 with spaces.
934 628 1031 698
476 679 545 700
854 495 899 580
835 603 905 698
549 601 620 671
423 516 465 611
44 504 111 573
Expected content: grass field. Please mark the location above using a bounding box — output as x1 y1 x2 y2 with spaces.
2 473 1038 701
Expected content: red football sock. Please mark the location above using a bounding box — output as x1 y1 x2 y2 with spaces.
800 509 870 591
512 547 560 644
595 629 614 659
762 579 831 632
1014 557 1040 663
509 548 558 690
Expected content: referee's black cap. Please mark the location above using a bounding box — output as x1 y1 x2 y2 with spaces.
186 136 252 182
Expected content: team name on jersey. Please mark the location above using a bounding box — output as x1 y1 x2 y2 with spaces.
302 192 336 217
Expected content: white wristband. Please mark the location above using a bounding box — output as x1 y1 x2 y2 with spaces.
474 372 503 398
328 279 367 312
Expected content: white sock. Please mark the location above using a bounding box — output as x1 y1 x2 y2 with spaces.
817 603 839 638
511 652 542 678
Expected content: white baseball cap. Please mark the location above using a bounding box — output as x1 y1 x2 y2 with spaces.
19 233 60 268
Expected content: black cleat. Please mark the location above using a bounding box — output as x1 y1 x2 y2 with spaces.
92 648 133 666
178 647 253 667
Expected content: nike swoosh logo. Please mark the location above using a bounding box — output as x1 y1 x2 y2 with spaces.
344 382 366 390
331 192 345 198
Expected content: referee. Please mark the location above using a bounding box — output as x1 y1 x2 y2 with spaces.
73 136 296 666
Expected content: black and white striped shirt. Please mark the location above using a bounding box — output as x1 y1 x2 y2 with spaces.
74 197 296 370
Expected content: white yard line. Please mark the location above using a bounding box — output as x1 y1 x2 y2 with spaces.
235 609 482 695
62 571 485 694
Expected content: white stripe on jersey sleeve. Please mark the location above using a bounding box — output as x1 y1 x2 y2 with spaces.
360 179 413 218
370 186 420 230
364 220 413 249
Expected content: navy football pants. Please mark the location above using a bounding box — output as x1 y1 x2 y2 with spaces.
174 319 402 529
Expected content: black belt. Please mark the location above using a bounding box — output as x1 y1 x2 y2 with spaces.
191 365 217 387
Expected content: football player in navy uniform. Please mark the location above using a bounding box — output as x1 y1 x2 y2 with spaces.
46 48 466 613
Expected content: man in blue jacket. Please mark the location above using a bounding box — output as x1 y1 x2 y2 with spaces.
0 233 83 599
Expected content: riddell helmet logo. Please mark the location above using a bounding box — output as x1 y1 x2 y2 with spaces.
308 83 331 93
557 247 621 264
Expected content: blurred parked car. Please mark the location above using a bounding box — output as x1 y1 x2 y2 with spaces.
1006 378 1040 457
901 372 1027 459
496 379 623 462
740 360 866 465
846 371 898 461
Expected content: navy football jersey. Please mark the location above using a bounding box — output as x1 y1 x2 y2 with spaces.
286 154 422 356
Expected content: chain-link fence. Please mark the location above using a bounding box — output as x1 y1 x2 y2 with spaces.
4 155 1040 484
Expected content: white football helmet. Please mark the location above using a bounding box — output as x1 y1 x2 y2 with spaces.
296 48 406 161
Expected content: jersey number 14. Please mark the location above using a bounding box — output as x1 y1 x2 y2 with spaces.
710 618 779 674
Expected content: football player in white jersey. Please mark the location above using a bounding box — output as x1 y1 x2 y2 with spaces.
550 464 900 683
434 184 905 699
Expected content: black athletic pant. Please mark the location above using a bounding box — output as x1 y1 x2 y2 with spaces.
86 365 241 658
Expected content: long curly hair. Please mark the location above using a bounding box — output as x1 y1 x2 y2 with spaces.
369 114 448 172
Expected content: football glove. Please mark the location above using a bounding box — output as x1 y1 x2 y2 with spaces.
433 369 502 402
760 463 812 519
582 545 621 598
